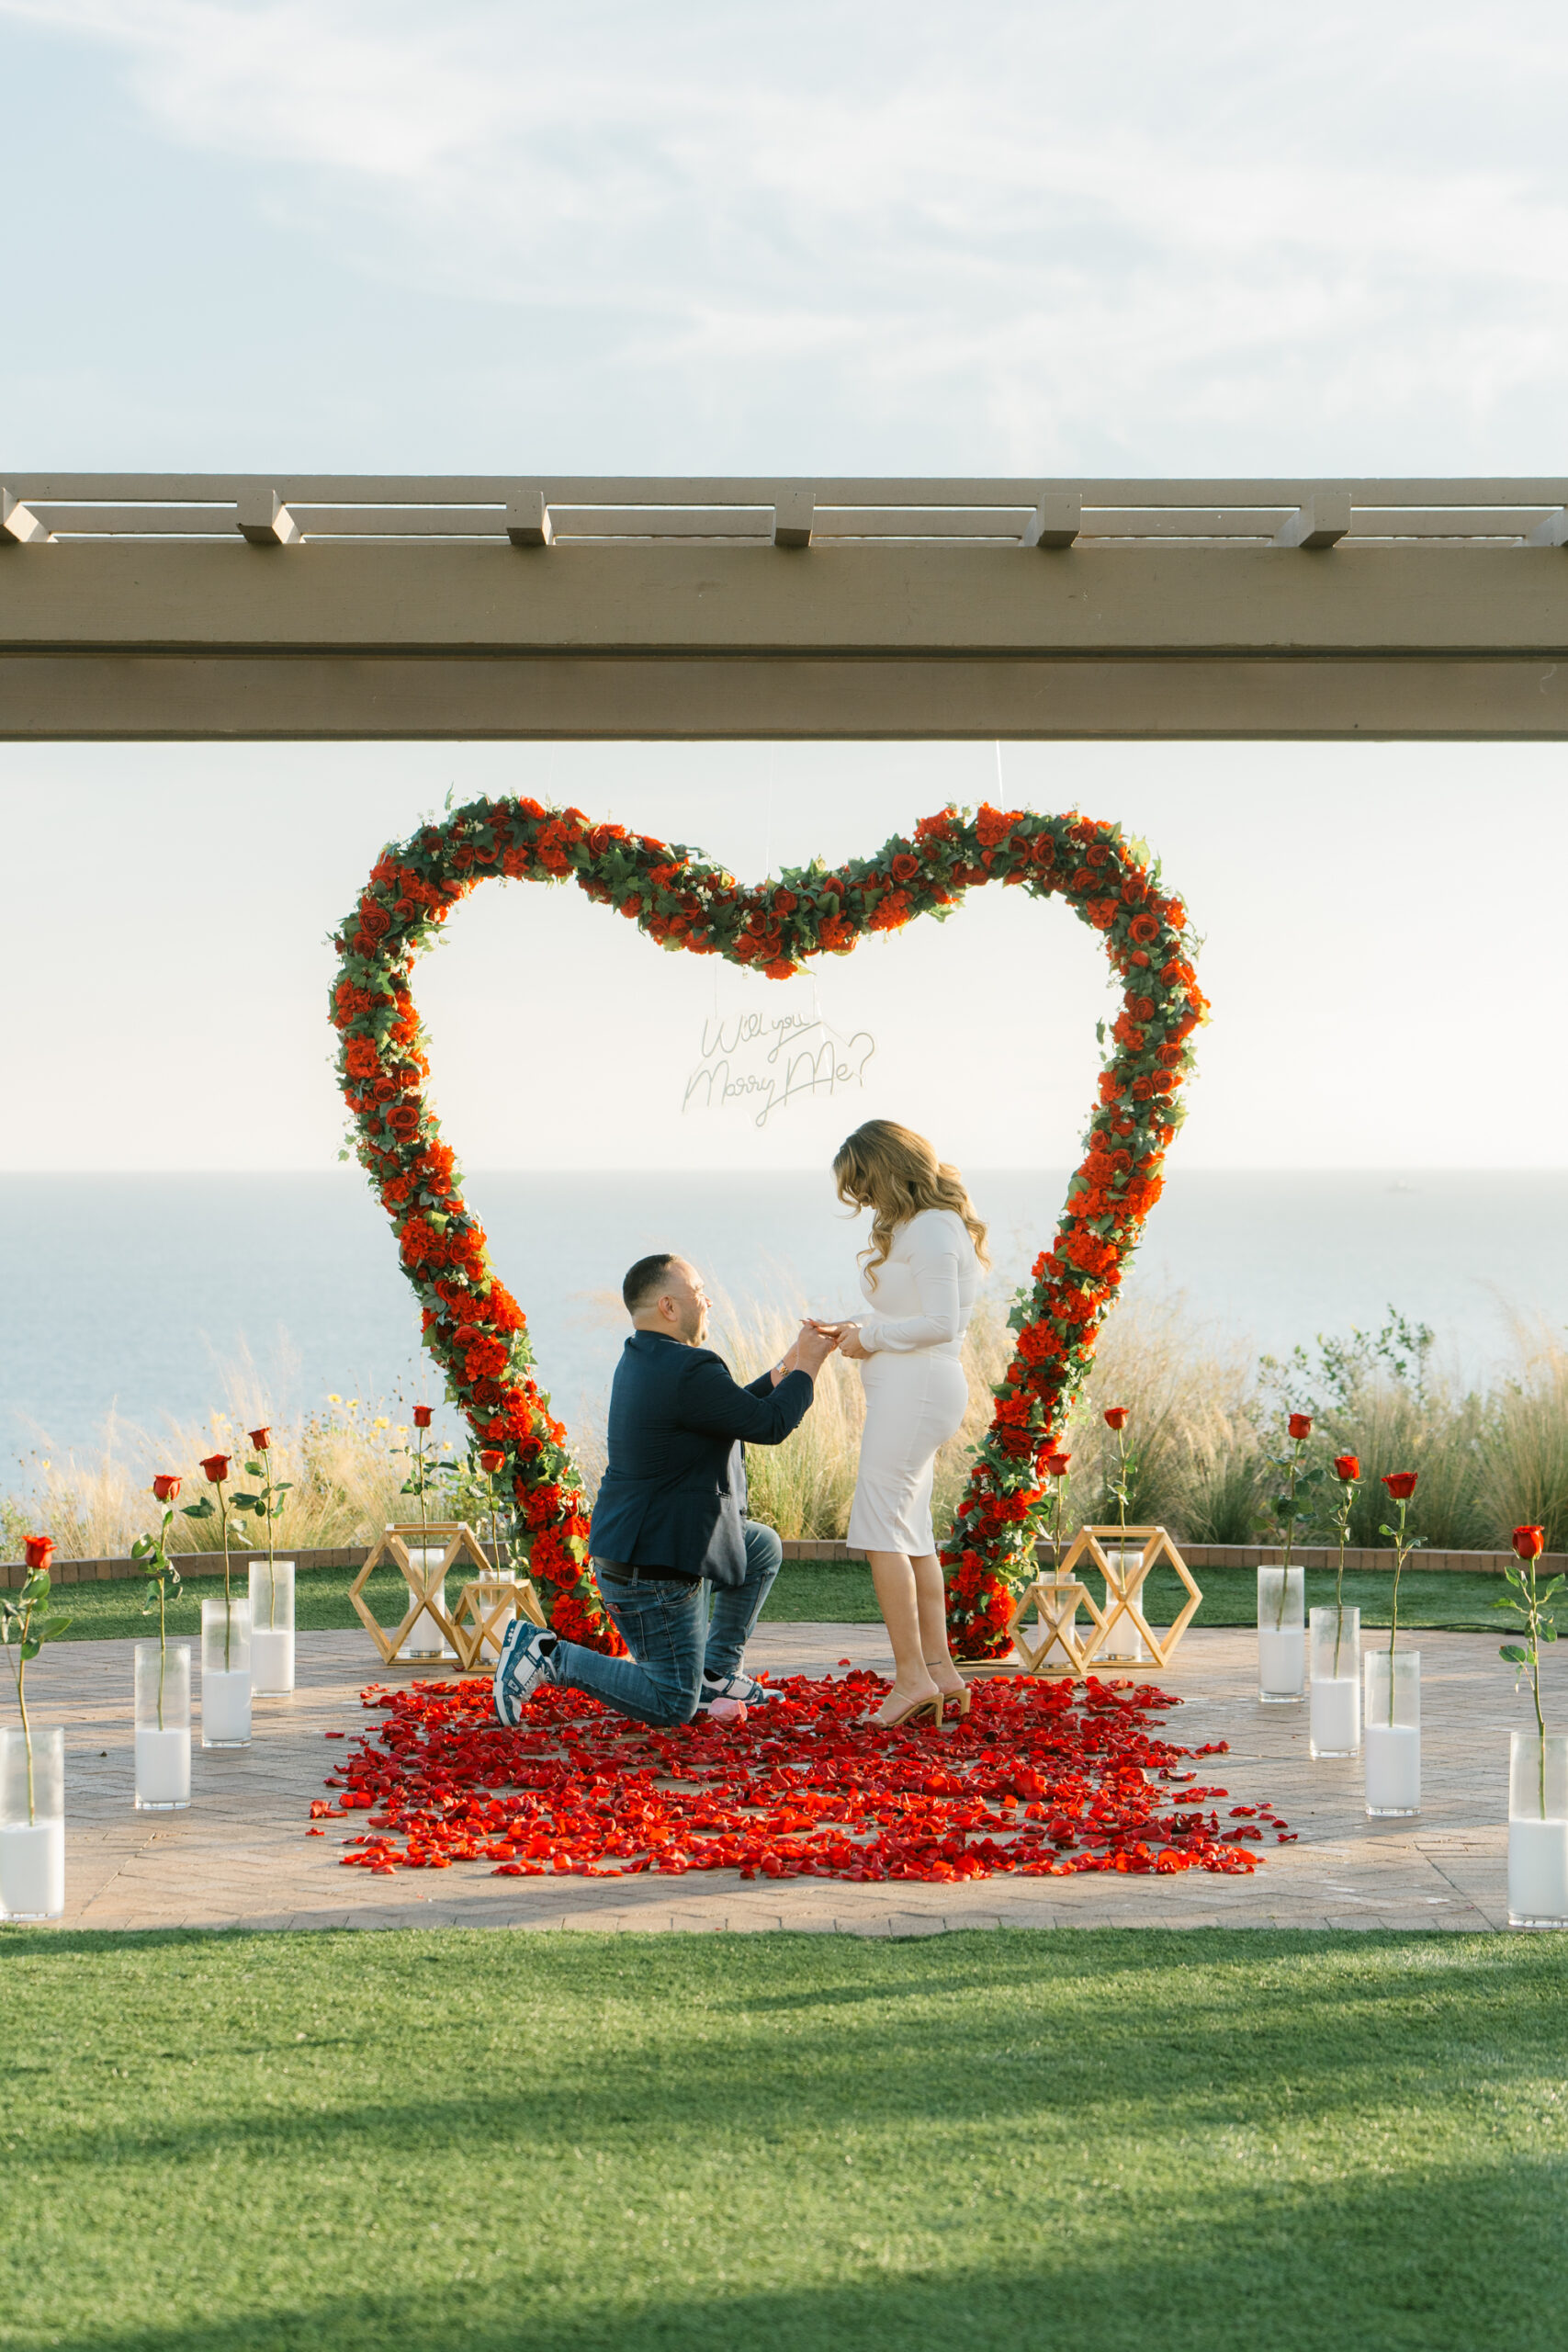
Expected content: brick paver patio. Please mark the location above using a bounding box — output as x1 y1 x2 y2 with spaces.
15 1623 1557 1936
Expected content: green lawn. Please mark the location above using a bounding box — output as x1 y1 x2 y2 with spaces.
47 1561 1505 1643
2 1928 1565 2351
769 1561 1510 1630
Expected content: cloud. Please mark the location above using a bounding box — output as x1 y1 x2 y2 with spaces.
6 0 1568 465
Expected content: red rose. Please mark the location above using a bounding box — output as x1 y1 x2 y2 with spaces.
1381 1471 1417 1501
1129 913 1160 944
1513 1525 1546 1561
152 1474 182 1503
1102 1407 1128 1431
1288 1413 1312 1442
23 1533 53 1571
890 854 919 882
388 1105 421 1138
478 1448 506 1476
248 1426 271 1452
358 899 392 940
199 1453 231 1484
1333 1454 1360 1482
1043 1452 1071 1477
412 1405 434 1429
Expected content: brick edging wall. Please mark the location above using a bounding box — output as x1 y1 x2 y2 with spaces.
5 1534 1538 1588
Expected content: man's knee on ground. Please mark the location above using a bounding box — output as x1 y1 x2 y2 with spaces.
746 1521 784 1575
647 1686 702 1727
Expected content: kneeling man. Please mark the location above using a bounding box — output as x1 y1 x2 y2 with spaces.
494 1252 835 1727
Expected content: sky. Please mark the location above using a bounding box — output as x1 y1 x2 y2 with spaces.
3 2 1567 1173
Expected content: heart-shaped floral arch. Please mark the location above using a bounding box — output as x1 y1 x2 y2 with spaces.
332 797 1206 1659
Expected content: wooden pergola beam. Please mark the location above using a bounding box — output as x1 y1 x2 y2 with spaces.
2 477 1566 741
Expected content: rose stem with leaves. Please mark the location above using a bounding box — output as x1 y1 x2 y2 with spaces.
413 1406 432 1549
135 1477 184 1729
4 1536 70 1823
1378 1471 1420 1725
253 1428 277 1628
1043 1450 1071 1576
1328 1453 1360 1677
1101 1408 1135 1630
479 1450 507 1573
185 1455 235 1668
1273 1413 1313 1628
1499 1524 1558 1816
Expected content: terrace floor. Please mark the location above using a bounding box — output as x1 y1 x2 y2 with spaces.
18 1623 1559 1937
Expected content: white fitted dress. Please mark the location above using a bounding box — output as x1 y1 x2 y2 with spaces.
845 1207 979 1556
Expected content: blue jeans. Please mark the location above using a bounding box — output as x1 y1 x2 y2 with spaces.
552 1521 783 1727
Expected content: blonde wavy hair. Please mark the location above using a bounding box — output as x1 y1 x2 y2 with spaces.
832 1119 989 1288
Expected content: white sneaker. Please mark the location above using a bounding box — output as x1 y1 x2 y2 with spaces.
493 1621 558 1725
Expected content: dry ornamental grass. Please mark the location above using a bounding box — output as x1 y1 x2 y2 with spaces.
7 1294 1568 1563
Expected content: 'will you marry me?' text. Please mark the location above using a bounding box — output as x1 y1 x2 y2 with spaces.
682 1010 875 1127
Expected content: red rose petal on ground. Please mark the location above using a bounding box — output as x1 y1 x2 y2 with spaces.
301 1673 1287 1888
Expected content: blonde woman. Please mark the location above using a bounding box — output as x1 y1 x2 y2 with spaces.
823 1119 987 1727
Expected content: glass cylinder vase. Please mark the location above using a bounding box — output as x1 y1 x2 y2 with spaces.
1364 1648 1420 1816
404 1545 454 1658
134 1639 191 1810
0 1724 64 1919
1096 1546 1147 1663
201 1594 252 1749
1309 1604 1361 1758
1258 1566 1305 1702
248 1558 296 1695
1508 1729 1568 1928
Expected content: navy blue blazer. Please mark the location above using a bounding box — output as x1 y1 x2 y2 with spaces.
587 1330 814 1587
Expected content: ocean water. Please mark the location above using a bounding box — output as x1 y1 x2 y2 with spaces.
3 1169 1566 1464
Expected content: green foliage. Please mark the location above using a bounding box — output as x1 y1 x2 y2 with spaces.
1495 1555 1562 1736
0 1563 73 1672
231 1458 294 1526
130 1504 184 1633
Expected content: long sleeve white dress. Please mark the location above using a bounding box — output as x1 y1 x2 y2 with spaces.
845 1206 979 1557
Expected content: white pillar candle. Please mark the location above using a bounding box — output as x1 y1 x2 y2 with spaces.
1507 1732 1568 1927
1508 1818 1568 1926
248 1560 296 1694
1364 1724 1421 1815
202 1669 253 1748
1096 1549 1146 1661
251 1628 296 1696
0 1820 65 1918
133 1640 191 1805
1258 1568 1305 1700
1258 1626 1306 1702
201 1597 252 1748
134 1726 191 1810
404 1548 454 1657
1310 1678 1359 1759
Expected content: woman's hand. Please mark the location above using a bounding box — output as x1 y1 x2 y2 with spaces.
835 1322 872 1361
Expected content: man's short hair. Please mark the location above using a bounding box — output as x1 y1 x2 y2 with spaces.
623 1251 681 1315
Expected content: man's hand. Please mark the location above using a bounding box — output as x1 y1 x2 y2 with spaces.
794 1321 840 1378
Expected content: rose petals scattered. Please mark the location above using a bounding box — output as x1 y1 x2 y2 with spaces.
312 1672 1283 1883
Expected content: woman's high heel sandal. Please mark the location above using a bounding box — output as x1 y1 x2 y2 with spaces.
926 1662 972 1720
870 1690 944 1728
